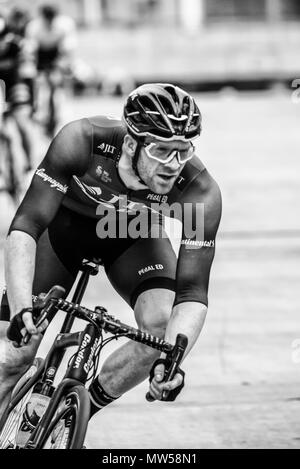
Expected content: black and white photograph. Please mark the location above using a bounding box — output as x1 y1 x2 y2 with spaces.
0 0 299 452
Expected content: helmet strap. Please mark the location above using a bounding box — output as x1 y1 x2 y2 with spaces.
132 139 147 185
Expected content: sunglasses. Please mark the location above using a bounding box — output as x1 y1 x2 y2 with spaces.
142 141 195 164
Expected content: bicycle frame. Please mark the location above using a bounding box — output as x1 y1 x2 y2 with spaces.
36 68 63 138
0 259 187 449
0 261 100 448
26 321 101 448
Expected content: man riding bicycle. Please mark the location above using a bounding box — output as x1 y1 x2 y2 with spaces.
0 84 222 425
26 4 76 73
0 8 36 174
25 4 76 136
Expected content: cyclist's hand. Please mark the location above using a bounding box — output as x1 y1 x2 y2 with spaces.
22 293 48 339
148 359 185 401
8 307 48 347
21 310 48 336
22 310 38 336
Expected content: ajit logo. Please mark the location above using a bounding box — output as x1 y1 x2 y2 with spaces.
97 142 116 154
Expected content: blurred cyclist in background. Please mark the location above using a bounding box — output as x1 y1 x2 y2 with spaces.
0 7 36 172
26 4 76 73
26 4 77 136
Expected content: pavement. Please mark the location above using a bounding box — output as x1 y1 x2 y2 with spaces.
0 90 299 448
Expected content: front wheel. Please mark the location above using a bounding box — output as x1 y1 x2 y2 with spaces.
36 385 90 449
0 357 44 449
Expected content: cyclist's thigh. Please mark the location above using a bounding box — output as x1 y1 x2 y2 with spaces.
33 228 80 299
105 228 177 310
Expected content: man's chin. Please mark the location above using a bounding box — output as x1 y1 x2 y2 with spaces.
149 184 171 195
148 177 176 194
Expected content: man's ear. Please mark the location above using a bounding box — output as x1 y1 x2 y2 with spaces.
124 134 138 156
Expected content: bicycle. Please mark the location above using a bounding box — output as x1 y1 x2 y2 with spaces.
0 108 23 206
35 63 68 138
0 260 188 449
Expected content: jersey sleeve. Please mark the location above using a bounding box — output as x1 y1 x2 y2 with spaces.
174 170 222 307
8 118 92 241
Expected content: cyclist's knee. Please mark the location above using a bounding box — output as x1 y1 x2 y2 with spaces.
134 289 175 338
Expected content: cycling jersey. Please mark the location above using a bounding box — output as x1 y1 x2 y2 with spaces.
0 32 20 68
8 116 222 309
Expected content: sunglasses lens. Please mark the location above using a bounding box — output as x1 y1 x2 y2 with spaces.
178 147 194 163
146 143 194 163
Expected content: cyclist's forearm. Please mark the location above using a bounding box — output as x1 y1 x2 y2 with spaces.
164 302 207 359
4 230 36 317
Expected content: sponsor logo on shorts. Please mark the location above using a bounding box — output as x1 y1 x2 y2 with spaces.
138 264 164 276
36 168 68 193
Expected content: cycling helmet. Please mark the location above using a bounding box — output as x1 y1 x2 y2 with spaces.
123 83 202 141
8 7 29 36
40 4 58 22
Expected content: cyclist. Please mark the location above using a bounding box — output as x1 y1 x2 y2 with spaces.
0 84 222 421
0 7 36 173
25 4 77 135
26 4 76 72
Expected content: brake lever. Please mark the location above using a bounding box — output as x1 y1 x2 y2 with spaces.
34 285 66 309
146 333 188 402
22 286 66 345
161 334 188 401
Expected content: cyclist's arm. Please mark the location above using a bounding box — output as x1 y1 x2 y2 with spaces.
167 170 222 352
149 171 222 399
4 119 91 331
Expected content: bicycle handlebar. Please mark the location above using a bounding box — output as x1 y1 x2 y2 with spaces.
7 286 174 354
145 333 188 402
7 286 188 397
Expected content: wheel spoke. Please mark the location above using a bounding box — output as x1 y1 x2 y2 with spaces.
0 389 34 448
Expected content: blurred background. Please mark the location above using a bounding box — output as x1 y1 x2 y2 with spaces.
0 0 300 449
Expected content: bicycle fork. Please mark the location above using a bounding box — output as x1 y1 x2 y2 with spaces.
25 322 100 448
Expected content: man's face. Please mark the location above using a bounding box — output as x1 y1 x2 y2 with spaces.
136 138 193 194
